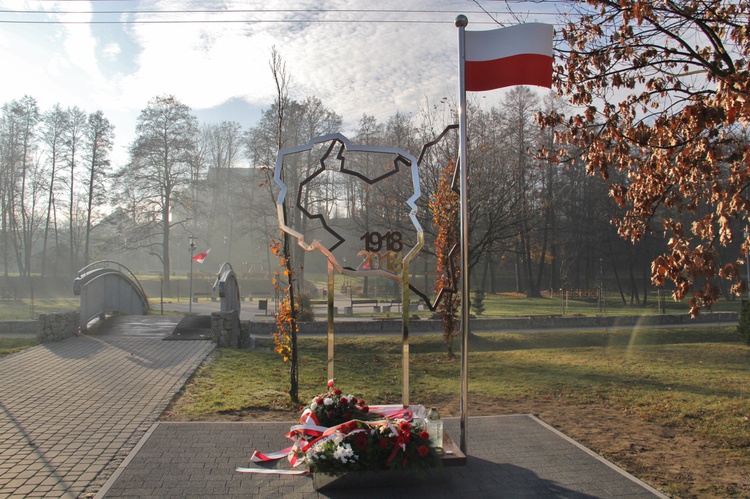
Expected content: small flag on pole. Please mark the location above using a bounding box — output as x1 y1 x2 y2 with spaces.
192 249 210 264
464 23 553 92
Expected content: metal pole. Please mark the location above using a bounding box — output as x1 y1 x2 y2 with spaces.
327 260 335 381
189 236 196 313
402 259 410 408
455 14 470 455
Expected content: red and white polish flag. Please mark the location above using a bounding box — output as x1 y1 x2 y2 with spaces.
465 23 553 92
192 249 210 264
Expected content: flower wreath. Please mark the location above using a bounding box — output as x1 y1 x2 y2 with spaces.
238 380 442 476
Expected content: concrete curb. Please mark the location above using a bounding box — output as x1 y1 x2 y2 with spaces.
245 311 738 335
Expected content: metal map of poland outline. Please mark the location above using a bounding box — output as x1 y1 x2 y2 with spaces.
274 132 423 283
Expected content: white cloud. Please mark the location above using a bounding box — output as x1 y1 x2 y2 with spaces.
102 42 121 60
0 0 560 165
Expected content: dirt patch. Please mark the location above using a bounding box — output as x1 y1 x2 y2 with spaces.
162 396 749 498
489 399 749 499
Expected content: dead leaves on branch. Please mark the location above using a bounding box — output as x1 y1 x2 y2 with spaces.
547 0 750 315
269 237 297 362
429 162 460 358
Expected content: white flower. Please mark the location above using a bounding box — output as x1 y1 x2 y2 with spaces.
332 443 355 463
347 394 356 403
323 397 334 406
310 401 318 410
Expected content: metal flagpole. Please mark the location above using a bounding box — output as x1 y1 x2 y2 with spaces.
455 14 470 455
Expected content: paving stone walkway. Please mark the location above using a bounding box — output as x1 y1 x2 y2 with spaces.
0 316 214 498
98 417 668 498
1 315 670 499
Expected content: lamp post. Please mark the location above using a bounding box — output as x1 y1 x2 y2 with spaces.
189 236 196 313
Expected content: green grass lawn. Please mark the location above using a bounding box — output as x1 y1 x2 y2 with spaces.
0 298 80 320
438 291 742 317
0 338 38 357
171 326 750 456
1 285 742 320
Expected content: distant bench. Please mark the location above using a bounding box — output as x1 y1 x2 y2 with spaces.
192 292 216 302
351 300 421 313
352 299 378 308
563 288 601 301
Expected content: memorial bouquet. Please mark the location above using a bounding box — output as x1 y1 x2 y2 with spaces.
241 380 442 477
306 379 374 427
304 416 439 476
297 380 441 476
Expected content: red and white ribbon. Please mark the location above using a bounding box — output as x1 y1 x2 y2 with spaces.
236 404 417 474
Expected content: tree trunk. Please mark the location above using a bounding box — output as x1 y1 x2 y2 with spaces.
84 149 96 266
628 264 640 306
524 236 541 298
69 148 76 274
163 194 171 295
514 248 523 294
613 262 626 305
488 255 498 294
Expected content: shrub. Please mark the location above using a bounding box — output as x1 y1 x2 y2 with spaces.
297 293 316 322
471 289 486 316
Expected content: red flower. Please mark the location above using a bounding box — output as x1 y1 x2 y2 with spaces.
417 445 429 457
359 399 366 405
399 421 411 433
419 430 430 441
339 421 358 435
354 434 368 450
340 397 348 405
327 379 335 388
327 411 334 419
334 388 342 395
361 405 369 413
378 438 389 448
343 412 352 420
315 397 323 405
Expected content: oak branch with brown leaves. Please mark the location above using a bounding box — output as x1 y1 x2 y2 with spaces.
543 0 750 315
429 162 460 358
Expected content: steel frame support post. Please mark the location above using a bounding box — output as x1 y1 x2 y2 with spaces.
327 260 335 381
401 259 410 408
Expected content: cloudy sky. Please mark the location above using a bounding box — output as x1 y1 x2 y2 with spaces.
0 0 563 165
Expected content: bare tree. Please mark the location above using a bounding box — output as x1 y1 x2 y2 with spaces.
40 104 67 276
0 97 40 276
114 95 198 294
203 121 243 256
64 106 87 273
83 110 114 265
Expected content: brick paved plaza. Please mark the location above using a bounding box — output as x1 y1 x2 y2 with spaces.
1 316 667 498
